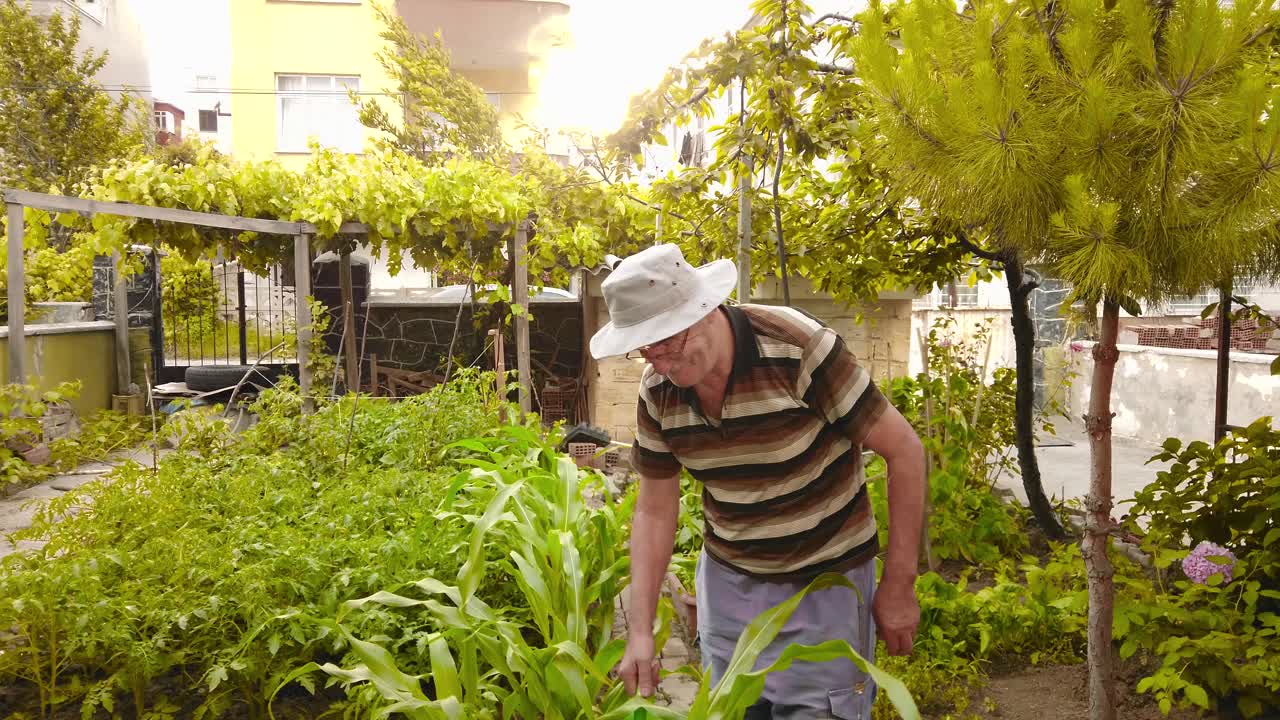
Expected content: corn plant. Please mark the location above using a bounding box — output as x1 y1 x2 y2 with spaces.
285 426 920 720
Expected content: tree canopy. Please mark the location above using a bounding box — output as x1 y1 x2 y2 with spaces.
0 0 148 193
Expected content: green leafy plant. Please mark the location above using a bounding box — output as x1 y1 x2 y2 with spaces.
0 380 81 488
1115 417 1280 716
0 375 506 718
876 320 1043 565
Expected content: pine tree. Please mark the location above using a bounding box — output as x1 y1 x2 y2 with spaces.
851 0 1280 717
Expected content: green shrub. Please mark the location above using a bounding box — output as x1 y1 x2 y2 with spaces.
1116 417 1280 717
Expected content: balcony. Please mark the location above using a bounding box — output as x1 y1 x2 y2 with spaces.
394 0 570 73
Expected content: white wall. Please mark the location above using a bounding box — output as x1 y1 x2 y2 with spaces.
1068 343 1279 445
132 0 232 152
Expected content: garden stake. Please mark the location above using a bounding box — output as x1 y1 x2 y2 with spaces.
916 328 937 572
971 325 994 428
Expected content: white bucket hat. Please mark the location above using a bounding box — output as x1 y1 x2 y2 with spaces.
589 243 737 359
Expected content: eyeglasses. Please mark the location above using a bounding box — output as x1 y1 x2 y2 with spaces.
625 328 690 362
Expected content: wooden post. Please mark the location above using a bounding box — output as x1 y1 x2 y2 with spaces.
512 222 532 417
916 328 937 572
294 233 313 413
1214 284 1232 442
112 250 132 394
6 202 25 384
490 327 506 422
579 269 597 425
338 250 358 393
737 157 753 302
369 354 379 398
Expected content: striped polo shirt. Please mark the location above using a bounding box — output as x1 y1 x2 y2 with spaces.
631 303 888 580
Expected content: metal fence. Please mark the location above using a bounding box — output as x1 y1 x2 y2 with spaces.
156 260 299 383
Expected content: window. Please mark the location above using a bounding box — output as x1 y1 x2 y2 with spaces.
914 281 981 309
1168 283 1256 315
196 74 217 91
198 109 218 133
485 93 502 111
154 111 174 133
276 74 362 153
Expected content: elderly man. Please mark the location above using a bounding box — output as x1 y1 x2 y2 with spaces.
590 244 925 719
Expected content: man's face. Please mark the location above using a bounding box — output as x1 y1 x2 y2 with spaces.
637 317 714 387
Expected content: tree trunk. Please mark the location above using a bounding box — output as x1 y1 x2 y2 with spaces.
1004 261 1066 539
1083 298 1120 720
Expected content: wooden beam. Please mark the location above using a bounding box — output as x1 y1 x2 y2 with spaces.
1 190 515 240
6 202 25 384
338 251 358 393
512 222 532 416
112 250 131 394
579 269 597 425
737 156 753 302
294 233 314 413
3 188 304 236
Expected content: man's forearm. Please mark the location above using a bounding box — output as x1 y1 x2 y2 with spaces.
628 502 678 640
882 444 927 581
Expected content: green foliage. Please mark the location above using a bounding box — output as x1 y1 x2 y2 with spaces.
160 253 220 328
356 5 506 164
607 0 973 306
668 472 705 593
0 380 80 487
0 374 506 718
0 0 149 193
850 0 1280 306
1115 417 1280 715
875 320 1045 565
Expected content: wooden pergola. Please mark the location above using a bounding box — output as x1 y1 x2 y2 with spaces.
2 189 534 414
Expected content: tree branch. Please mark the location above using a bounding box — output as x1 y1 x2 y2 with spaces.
954 229 1003 262
812 12 857 25
815 62 857 76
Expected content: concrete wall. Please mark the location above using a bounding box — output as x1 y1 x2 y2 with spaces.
0 322 117 418
1068 343 1279 445
909 308 1017 380
30 0 152 103
583 272 914 444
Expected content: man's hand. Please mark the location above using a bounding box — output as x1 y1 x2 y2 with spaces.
617 632 662 697
873 574 920 655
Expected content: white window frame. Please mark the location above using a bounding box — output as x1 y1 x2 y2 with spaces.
276 73 362 154
1166 283 1256 315
154 110 174 133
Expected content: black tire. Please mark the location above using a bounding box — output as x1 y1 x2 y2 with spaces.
185 365 280 392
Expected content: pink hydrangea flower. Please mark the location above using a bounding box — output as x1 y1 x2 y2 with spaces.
1181 541 1236 584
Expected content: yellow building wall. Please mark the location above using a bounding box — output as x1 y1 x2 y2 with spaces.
459 67 538 148
229 0 396 166
0 327 117 418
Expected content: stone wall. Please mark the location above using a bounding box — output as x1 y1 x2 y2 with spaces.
583 272 915 445
359 302 583 384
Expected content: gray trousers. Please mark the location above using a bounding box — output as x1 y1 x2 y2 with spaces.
695 551 878 719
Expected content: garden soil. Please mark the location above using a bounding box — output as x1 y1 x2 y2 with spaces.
974 662 1205 720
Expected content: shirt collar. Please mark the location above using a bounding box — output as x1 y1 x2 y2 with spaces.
724 304 760 379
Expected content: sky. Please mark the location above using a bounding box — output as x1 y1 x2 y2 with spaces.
531 0 860 133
